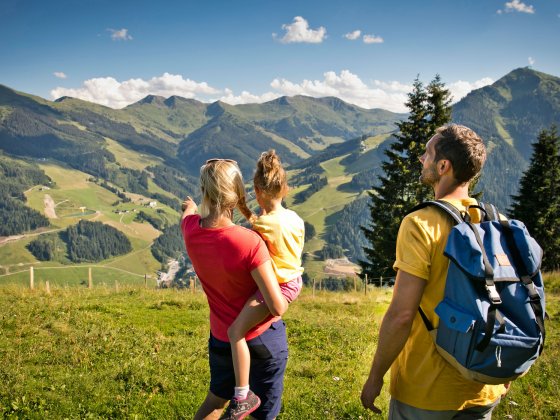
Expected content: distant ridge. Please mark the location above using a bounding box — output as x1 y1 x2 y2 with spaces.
452 67 560 206
1 66 559 209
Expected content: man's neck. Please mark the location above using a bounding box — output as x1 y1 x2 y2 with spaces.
433 178 470 201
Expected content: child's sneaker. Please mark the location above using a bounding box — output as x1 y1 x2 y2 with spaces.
220 390 261 420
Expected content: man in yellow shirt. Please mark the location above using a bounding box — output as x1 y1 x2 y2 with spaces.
361 124 506 418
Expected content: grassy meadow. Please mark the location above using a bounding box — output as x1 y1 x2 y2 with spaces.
0 162 170 278
0 274 558 419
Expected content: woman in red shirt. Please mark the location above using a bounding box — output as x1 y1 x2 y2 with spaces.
181 159 288 420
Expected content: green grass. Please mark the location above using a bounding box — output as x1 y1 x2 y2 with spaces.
0 282 558 419
494 116 514 147
0 266 152 287
104 137 164 171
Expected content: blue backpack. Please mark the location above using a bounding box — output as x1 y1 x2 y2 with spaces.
412 200 546 385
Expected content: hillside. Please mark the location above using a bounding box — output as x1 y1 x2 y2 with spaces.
1 67 559 277
453 67 560 207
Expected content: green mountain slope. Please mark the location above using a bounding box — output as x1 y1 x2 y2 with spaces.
232 95 405 153
453 67 560 208
177 105 310 176
1 67 559 275
122 95 210 141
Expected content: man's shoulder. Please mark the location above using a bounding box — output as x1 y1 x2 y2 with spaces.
404 205 451 227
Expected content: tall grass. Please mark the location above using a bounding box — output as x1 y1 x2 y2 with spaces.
0 282 557 419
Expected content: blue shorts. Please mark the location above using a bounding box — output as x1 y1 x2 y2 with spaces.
208 320 289 420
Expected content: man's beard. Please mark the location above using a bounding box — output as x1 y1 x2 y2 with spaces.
419 163 439 186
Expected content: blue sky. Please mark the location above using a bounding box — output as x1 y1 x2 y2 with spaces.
1 0 558 112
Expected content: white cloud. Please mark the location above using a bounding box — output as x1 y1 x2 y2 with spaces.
448 77 494 102
270 70 409 112
108 28 133 41
50 73 220 108
275 16 326 44
373 80 412 93
363 34 384 44
528 56 535 66
344 30 361 40
53 72 67 79
50 71 494 113
499 0 535 14
219 89 281 105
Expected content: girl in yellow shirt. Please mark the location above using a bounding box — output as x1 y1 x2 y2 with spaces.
223 149 304 418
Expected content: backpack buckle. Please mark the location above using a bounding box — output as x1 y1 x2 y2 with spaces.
485 284 502 304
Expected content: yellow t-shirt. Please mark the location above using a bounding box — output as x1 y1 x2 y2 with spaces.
252 208 304 284
391 198 506 410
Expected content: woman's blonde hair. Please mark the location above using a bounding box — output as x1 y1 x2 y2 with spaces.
253 150 289 199
199 160 247 218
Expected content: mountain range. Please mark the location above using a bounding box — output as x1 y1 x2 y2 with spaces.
0 67 559 275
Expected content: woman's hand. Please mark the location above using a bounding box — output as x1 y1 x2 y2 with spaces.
181 196 198 219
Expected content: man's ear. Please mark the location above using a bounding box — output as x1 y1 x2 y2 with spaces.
438 159 451 175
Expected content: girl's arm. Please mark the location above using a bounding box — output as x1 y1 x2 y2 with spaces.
250 261 287 316
181 196 198 220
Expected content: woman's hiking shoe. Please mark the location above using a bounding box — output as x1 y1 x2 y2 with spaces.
220 390 261 420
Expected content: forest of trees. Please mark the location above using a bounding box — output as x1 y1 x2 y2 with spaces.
0 155 51 236
135 210 166 231
324 196 369 262
151 223 190 265
149 165 200 202
319 243 346 259
509 126 560 271
27 220 132 263
304 221 316 241
26 233 64 261
66 220 132 262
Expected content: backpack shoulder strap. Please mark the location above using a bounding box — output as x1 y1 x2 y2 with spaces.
408 200 464 332
408 200 464 225
478 202 501 222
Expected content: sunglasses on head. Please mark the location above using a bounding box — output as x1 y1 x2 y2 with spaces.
204 158 238 165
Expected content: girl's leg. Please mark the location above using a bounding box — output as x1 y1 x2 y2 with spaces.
227 297 274 389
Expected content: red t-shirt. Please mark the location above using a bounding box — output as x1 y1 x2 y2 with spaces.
181 215 277 341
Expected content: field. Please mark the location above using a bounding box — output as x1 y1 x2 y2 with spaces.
0 162 173 278
0 274 558 419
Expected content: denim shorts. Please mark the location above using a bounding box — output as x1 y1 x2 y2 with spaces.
208 319 289 420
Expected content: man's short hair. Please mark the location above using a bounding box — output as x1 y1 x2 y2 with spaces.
434 124 486 184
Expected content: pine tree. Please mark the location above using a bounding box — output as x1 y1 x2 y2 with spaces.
509 126 560 271
426 74 452 132
360 76 452 280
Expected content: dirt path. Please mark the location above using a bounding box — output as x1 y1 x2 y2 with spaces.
44 194 58 219
0 228 64 247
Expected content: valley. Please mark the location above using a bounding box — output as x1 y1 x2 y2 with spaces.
1 67 559 284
